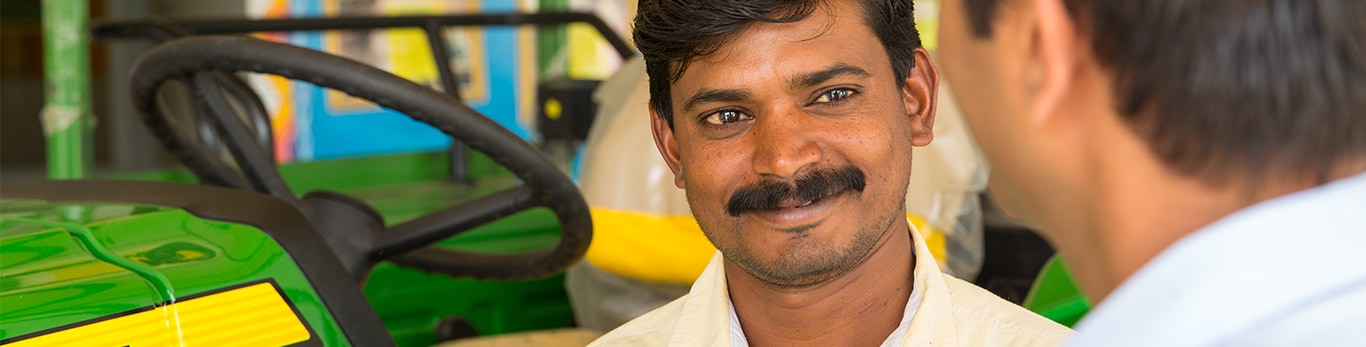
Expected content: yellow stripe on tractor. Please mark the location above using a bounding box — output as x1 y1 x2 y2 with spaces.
4 282 310 347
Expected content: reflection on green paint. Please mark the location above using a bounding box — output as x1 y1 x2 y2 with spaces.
0 203 350 346
0 217 178 305
125 241 217 266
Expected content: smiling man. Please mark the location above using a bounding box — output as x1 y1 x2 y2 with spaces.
937 0 1366 345
589 0 1070 345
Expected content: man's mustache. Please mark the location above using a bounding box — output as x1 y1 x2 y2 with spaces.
725 166 866 217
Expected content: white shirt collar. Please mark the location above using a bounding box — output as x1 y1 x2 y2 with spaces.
725 280 923 347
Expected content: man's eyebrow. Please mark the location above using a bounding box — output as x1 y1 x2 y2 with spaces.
678 64 868 113
789 63 871 91
682 88 753 113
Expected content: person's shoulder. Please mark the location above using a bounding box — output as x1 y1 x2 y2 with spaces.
942 275 1074 346
587 295 689 346
1223 284 1366 346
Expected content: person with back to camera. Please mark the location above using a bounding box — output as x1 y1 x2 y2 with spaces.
936 0 1366 345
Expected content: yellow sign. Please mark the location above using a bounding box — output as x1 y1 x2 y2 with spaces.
4 281 312 347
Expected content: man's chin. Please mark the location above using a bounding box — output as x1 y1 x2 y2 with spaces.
737 258 850 288
725 241 865 288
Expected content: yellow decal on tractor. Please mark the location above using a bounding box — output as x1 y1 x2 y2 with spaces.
4 281 311 347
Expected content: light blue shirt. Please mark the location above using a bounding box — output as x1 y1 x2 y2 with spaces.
1067 172 1366 346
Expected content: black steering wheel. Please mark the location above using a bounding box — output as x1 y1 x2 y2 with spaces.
127 36 592 283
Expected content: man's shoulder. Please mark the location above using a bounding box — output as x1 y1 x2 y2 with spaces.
1222 283 1366 346
941 275 1074 346
588 295 690 346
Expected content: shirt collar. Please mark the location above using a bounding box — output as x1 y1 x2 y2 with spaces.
670 219 960 345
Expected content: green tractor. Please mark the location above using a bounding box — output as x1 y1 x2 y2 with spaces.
3 29 598 346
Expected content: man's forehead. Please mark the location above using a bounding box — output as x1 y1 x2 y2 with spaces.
695 2 865 63
668 4 886 99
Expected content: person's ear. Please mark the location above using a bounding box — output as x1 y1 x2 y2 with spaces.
650 106 686 189
1028 0 1083 126
902 48 939 146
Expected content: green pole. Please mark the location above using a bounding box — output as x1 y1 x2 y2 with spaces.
537 0 569 81
41 0 93 179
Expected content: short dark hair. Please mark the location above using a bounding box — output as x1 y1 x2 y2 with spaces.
633 0 922 129
964 0 1366 187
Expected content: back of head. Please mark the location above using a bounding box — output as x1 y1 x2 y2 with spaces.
965 0 1366 188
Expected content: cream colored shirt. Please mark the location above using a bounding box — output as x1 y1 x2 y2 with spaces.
590 222 1073 346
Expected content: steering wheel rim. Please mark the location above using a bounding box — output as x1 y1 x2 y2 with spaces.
128 35 592 281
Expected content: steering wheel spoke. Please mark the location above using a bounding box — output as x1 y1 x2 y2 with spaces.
189 72 297 205
390 246 567 281
376 185 539 258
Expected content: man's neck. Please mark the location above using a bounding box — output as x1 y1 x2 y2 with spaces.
1085 154 1242 298
1083 117 1366 299
724 220 916 346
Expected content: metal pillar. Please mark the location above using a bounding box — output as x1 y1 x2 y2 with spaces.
42 0 93 179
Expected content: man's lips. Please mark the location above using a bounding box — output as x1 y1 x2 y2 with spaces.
723 166 867 217
748 191 849 229
778 194 825 209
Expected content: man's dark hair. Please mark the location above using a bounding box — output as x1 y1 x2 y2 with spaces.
633 0 922 130
965 0 1366 187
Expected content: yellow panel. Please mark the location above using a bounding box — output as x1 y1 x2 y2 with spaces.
4 282 311 347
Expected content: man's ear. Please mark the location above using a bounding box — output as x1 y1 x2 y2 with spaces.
902 48 940 146
650 106 686 189
1028 0 1083 125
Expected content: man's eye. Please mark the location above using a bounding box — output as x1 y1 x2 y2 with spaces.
814 88 855 104
703 110 749 125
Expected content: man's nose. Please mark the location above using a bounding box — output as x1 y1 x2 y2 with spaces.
750 108 822 179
